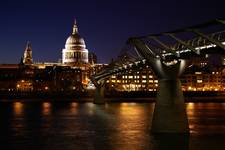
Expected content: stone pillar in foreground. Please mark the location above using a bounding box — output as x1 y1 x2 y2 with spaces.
151 60 189 134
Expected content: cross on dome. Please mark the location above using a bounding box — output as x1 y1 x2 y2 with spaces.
72 18 78 34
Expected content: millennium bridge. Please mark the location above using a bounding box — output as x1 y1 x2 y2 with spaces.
91 19 225 134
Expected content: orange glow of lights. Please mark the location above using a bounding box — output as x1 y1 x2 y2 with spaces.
186 103 195 109
42 102 51 115
70 102 78 113
13 102 24 116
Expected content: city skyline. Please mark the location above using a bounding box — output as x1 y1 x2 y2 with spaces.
0 0 225 64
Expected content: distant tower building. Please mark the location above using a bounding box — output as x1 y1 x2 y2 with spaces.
62 19 89 65
223 56 225 65
23 42 33 65
88 52 97 64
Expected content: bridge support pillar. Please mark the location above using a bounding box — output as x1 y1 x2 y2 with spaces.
128 38 190 133
151 79 189 133
93 81 105 104
148 60 189 134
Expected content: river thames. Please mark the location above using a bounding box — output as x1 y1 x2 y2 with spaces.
0 101 224 150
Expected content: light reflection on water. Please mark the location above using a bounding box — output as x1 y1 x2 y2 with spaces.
13 102 24 116
70 102 78 114
42 102 51 116
0 101 224 150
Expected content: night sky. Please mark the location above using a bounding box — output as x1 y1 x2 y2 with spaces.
0 0 224 64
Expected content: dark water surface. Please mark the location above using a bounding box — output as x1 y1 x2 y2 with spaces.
0 101 225 150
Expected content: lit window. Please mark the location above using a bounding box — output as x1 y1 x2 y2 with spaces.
142 75 146 78
142 80 146 83
128 76 133 79
197 80 202 83
149 80 153 83
149 75 153 78
195 72 202 74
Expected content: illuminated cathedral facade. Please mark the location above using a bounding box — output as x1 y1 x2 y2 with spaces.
0 20 98 93
62 20 89 66
0 20 224 95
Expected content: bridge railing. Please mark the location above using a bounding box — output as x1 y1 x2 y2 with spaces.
172 30 225 51
92 19 225 83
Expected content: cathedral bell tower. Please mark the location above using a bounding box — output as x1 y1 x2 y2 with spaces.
23 42 33 65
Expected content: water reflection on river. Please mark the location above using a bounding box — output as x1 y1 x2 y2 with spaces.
0 101 225 150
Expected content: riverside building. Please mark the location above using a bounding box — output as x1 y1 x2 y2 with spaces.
105 58 225 92
0 20 224 94
0 20 95 93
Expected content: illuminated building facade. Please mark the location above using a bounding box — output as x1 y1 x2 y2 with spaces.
105 59 225 92
0 64 82 93
181 67 225 91
23 42 33 65
0 19 224 94
0 20 92 93
62 20 89 66
61 20 94 85
106 65 158 92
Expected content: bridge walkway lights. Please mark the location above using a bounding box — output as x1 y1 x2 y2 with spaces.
91 19 225 133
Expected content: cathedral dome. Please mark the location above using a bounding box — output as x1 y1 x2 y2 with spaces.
62 19 89 65
66 34 85 46
64 20 86 49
